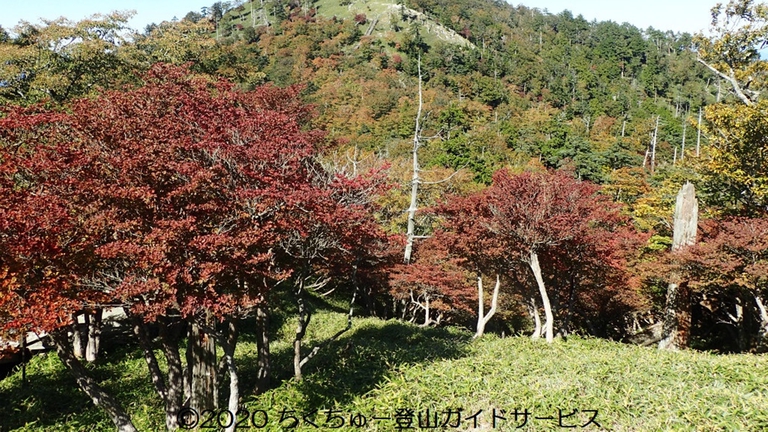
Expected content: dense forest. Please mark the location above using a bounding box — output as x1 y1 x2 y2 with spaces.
1 0 768 430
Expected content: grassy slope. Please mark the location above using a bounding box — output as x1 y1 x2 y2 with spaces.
221 0 473 49
2 307 768 431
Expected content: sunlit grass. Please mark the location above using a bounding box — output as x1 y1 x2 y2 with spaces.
2 309 768 431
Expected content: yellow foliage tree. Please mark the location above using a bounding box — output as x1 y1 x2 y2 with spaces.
700 101 768 214
694 0 768 214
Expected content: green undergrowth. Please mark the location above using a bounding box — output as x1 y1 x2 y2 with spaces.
2 308 768 431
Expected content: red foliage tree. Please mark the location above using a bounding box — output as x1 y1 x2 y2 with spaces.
436 192 511 337
0 107 87 334
389 234 474 326
436 169 643 342
0 64 328 431
678 217 768 351
274 161 394 381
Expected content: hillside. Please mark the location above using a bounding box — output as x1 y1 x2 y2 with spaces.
218 0 475 47
2 1 768 431
206 0 714 185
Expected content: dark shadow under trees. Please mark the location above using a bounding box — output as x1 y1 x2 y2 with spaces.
238 320 473 412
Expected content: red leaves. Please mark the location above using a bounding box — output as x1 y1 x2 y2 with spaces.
438 169 636 269
434 168 645 326
389 235 475 316
482 169 622 252
0 64 329 331
680 217 768 293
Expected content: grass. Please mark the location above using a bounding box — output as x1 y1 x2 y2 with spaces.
218 0 472 50
2 304 768 431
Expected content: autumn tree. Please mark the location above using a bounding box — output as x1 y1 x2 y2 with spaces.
693 0 768 215
389 235 474 327
277 162 393 381
695 0 768 106
436 192 510 338
0 64 325 431
698 100 768 214
438 169 640 342
678 217 768 351
0 99 137 432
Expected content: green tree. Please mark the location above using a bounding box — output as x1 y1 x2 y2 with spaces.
0 12 134 104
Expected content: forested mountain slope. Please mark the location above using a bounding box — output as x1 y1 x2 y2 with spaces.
2 1 768 430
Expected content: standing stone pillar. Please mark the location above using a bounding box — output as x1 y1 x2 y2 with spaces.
659 182 698 350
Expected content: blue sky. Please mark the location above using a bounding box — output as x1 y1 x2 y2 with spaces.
524 0 713 35
1 1 211 32
2 1 714 35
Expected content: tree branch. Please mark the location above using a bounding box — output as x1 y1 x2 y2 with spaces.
697 57 755 106
421 168 464 185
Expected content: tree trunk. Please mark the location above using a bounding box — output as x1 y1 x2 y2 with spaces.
21 331 27 386
298 288 357 369
643 148 650 169
421 294 431 327
650 115 660 173
132 316 168 402
85 308 102 363
697 58 754 106
187 316 218 413
754 294 768 352
529 250 554 342
73 312 87 359
558 273 577 339
474 274 500 339
528 296 542 340
160 317 185 431
293 283 310 381
134 314 185 431
404 54 423 264
696 107 702 157
352 258 374 317
253 303 271 395
681 118 687 162
51 329 138 432
659 182 697 350
219 318 240 432
733 295 749 352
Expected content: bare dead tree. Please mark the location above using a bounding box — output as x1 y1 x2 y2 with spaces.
404 54 424 264
696 107 702 157
650 115 660 173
